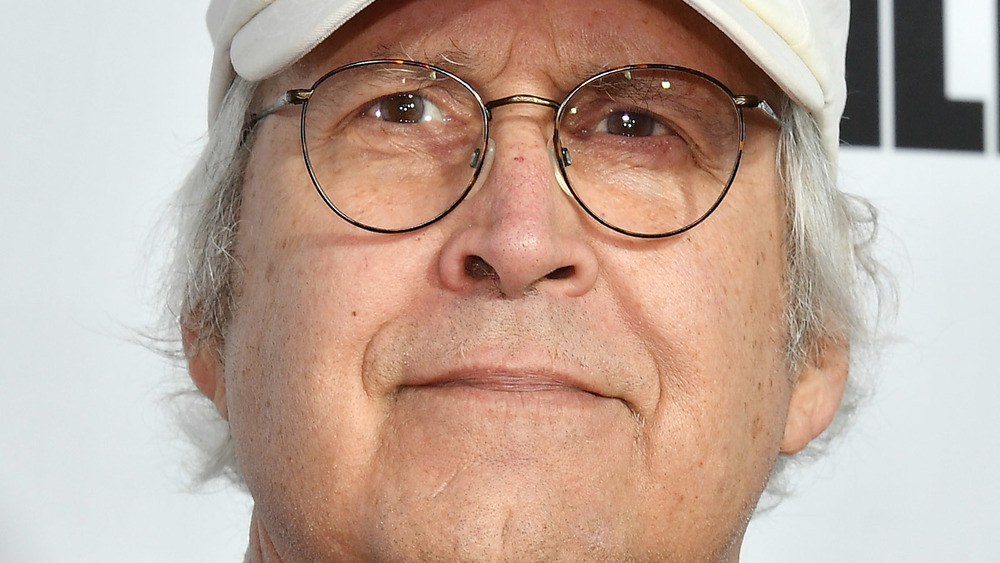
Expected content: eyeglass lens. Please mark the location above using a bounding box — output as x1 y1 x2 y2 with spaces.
302 61 744 236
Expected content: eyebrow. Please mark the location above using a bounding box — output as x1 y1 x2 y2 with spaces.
368 44 478 72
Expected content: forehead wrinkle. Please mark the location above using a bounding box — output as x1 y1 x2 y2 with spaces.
543 13 678 92
499 8 603 95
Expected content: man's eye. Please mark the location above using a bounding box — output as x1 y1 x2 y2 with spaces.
368 92 445 123
593 110 668 137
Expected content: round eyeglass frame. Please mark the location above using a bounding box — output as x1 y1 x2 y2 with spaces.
245 59 779 238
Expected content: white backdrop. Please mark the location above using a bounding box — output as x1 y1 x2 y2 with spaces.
1 1 996 561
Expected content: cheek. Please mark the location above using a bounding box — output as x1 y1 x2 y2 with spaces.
224 218 439 438
604 175 791 524
221 147 451 541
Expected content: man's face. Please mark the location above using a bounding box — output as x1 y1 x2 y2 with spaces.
191 0 843 559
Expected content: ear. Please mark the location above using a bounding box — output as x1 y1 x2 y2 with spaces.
182 319 228 420
780 338 849 454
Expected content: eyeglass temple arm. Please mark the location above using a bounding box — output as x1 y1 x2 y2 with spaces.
733 95 779 123
243 89 314 137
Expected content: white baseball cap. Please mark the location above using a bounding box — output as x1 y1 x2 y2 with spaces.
206 0 849 159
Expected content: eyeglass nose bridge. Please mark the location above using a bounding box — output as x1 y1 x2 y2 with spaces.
483 95 563 164
470 94 576 200
484 94 561 114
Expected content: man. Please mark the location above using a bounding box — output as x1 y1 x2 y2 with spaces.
167 0 885 560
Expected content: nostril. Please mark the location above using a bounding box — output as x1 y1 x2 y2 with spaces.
546 265 575 280
465 255 498 279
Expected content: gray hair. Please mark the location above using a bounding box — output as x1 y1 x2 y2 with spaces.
161 77 256 485
160 77 893 503
764 97 893 505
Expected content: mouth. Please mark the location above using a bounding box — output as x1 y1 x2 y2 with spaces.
410 370 604 395
395 366 636 417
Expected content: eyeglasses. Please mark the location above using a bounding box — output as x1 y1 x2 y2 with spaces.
246 59 778 238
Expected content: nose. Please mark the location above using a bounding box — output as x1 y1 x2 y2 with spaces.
437 105 599 298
